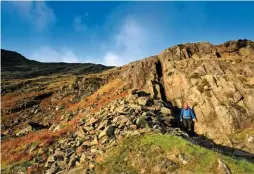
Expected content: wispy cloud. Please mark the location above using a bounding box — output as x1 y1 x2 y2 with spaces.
73 16 87 32
30 16 159 66
30 46 81 63
102 17 150 66
9 1 56 32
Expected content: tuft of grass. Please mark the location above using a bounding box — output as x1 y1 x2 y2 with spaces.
96 133 254 174
1 160 32 174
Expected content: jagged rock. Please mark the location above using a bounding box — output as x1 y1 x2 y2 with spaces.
115 115 131 126
100 136 110 145
54 148 65 161
45 155 55 168
86 117 98 127
245 135 254 149
71 95 81 104
53 125 61 132
68 154 77 169
76 127 86 139
91 136 98 146
177 153 188 165
37 148 45 155
57 160 67 170
80 153 87 163
89 163 95 170
130 124 137 129
56 105 64 111
29 143 38 154
217 159 231 174
49 124 58 131
137 97 149 106
46 162 60 174
97 120 108 130
126 130 140 137
16 126 32 136
121 40 254 145
65 148 75 159
136 116 148 128
153 125 161 130
99 125 115 139
90 148 97 154
160 107 171 115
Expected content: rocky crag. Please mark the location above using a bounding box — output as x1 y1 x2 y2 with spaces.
120 39 254 146
1 39 254 174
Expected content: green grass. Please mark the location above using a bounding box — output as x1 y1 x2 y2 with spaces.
1 160 32 174
96 133 254 174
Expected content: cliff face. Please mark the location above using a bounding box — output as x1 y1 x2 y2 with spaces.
120 39 254 145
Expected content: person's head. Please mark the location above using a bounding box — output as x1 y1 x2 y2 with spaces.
183 103 188 109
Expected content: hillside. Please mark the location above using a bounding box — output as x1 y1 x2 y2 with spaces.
1 49 113 80
1 39 254 174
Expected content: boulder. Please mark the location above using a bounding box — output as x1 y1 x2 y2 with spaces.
76 127 86 139
68 154 77 169
177 153 188 165
245 135 254 149
98 125 115 139
56 105 64 111
16 126 32 136
160 107 171 115
217 159 231 174
137 97 149 106
136 116 148 128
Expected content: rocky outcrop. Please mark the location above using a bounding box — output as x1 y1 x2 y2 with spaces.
120 39 254 146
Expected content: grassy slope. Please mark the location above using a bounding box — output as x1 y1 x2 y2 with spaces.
96 133 254 174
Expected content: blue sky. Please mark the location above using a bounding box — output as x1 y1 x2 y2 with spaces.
2 1 254 66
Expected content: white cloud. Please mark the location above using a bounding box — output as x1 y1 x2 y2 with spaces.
61 48 80 63
30 46 81 63
103 52 121 66
73 16 86 32
27 16 160 66
9 1 56 32
102 17 148 66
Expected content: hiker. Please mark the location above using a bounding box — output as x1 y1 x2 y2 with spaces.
180 103 196 135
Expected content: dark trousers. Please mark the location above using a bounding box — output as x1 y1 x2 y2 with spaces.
182 119 194 135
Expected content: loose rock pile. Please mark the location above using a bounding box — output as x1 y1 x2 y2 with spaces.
57 77 106 104
44 89 187 174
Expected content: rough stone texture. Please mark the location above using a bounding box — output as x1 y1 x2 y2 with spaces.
120 39 254 146
42 89 179 173
2 39 254 174
217 159 231 174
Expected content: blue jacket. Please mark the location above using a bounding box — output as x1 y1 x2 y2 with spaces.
180 107 196 119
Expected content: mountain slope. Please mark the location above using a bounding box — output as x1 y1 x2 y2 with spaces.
1 49 113 80
1 39 254 174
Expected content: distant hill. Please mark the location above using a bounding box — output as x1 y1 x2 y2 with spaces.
1 49 39 66
1 49 113 79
